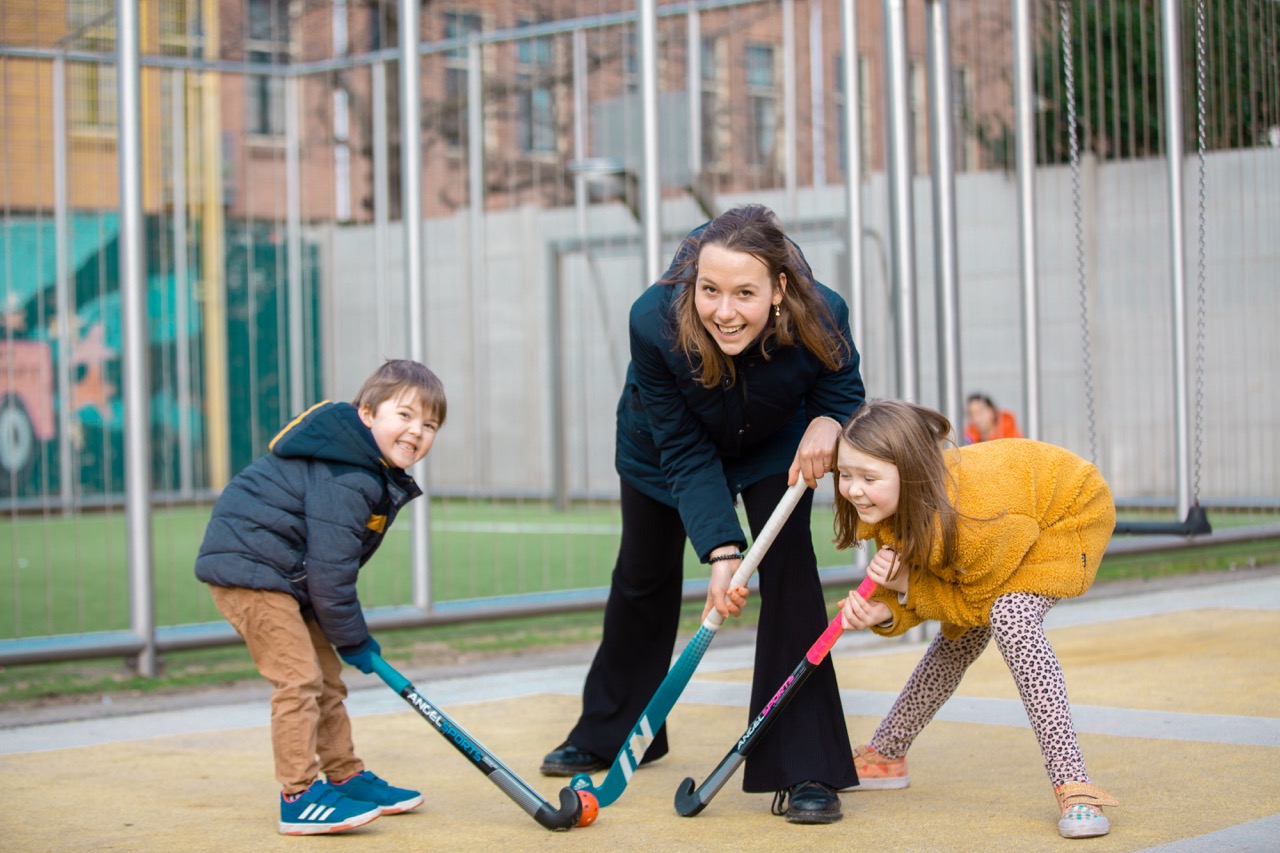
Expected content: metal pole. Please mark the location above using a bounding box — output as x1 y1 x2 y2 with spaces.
372 61 390 348
883 0 918 401
560 30 589 511
840 0 865 350
547 245 567 510
116 0 156 676
332 0 351 222
171 70 194 497
573 29 589 214
199 1 230 490
638 0 662 285
687 7 702 180
927 0 963 432
53 55 75 512
1161 0 1192 518
1012 0 1041 439
809 0 826 189
782 0 798 217
285 75 305 416
398 0 432 610
467 37 488 488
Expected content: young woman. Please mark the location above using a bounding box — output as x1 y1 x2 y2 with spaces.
541 204 864 823
833 399 1118 839
964 392 1023 444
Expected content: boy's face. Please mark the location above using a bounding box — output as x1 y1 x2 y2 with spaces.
358 389 440 470
835 438 901 525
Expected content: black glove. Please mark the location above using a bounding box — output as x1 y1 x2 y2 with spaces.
338 635 382 674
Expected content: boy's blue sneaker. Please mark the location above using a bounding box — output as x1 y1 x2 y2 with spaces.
278 779 382 835
329 770 424 814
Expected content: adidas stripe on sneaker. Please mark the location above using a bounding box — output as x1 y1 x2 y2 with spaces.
279 779 382 836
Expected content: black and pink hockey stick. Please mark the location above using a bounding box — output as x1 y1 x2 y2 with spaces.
673 576 879 817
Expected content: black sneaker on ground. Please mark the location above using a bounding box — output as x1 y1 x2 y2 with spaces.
539 740 608 777
771 780 843 825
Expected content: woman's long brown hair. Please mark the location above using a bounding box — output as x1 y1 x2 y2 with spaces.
663 204 850 389
832 399 958 579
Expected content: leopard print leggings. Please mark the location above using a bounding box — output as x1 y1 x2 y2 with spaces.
868 592 1089 788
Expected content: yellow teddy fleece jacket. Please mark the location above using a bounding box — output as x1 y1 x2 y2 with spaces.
856 438 1116 640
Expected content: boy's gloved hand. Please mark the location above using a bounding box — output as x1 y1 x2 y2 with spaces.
338 635 382 674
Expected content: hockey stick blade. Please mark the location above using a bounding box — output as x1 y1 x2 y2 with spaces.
370 653 591 831
674 577 879 817
571 480 809 807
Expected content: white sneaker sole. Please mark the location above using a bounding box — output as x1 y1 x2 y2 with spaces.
1059 814 1110 839
278 806 381 835
851 776 910 791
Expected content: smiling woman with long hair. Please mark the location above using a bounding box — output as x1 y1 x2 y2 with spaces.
541 204 865 824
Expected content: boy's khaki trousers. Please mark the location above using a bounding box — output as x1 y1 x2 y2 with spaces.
208 585 364 794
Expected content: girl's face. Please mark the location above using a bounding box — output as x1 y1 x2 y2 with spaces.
693 242 784 357
967 399 997 434
359 389 440 470
836 438 901 525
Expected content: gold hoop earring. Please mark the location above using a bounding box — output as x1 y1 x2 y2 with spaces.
774 303 781 318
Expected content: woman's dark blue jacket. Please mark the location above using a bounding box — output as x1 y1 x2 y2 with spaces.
615 228 864 562
194 401 421 648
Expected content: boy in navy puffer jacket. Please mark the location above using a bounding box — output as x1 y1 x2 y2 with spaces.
196 359 445 835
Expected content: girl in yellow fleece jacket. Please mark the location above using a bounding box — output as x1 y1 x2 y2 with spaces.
832 399 1118 840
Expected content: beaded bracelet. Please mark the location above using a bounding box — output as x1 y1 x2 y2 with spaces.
708 552 744 564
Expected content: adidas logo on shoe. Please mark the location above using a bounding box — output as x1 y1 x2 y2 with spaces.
279 779 382 835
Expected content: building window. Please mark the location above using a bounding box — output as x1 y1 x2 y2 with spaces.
66 0 116 131
159 0 204 58
246 0 289 138
700 36 727 171
442 11 482 149
516 23 555 155
745 43 779 172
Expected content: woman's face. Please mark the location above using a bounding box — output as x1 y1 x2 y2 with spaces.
836 438 901 525
967 399 997 434
693 243 784 357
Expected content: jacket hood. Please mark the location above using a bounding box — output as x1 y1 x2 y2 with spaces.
269 401 386 471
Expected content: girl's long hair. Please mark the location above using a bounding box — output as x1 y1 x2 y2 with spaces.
663 204 849 389
833 399 958 577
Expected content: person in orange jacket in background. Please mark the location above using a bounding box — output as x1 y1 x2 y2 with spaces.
964 393 1023 444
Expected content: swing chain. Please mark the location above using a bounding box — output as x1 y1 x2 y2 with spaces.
1061 0 1098 465
1192 0 1208 505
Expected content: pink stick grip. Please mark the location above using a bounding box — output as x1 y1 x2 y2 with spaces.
805 616 844 664
803 578 881 664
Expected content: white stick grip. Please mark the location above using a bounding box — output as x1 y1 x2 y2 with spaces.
703 479 809 629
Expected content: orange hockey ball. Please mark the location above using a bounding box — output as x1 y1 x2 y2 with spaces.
576 791 599 827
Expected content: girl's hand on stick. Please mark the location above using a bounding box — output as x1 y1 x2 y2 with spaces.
867 547 908 594
839 584 890 631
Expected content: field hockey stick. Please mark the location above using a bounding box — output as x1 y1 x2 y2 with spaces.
570 479 809 808
674 576 879 817
369 653 598 831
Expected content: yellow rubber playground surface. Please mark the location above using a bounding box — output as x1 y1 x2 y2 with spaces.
4 568 1278 853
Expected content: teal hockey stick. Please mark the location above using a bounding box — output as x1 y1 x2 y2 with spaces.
570 479 809 807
